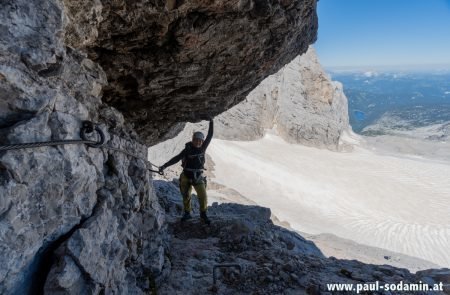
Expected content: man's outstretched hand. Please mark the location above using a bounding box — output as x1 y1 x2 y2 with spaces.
158 166 165 175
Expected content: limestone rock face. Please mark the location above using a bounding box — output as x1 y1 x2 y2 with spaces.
214 46 350 150
64 0 319 144
0 1 163 293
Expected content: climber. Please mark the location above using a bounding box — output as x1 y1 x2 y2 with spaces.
159 118 214 224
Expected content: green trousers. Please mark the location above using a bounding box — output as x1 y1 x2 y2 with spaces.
179 172 208 213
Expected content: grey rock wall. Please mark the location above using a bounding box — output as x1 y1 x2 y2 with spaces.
0 1 165 293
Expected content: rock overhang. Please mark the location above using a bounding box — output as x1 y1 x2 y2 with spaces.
63 0 318 145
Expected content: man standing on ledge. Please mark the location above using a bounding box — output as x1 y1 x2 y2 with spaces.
159 119 213 224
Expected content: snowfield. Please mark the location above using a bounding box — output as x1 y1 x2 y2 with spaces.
207 133 450 267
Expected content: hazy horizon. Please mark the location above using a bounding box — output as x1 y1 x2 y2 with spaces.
324 63 450 73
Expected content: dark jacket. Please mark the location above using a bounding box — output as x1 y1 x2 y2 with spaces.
162 120 213 175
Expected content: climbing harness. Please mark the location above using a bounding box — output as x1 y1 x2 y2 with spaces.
0 120 164 175
183 167 205 184
183 167 210 186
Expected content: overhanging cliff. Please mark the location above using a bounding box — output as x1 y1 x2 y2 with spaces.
63 0 318 144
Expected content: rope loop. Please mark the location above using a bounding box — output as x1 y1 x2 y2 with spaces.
80 121 105 148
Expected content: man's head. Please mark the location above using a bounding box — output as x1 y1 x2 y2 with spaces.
192 131 204 148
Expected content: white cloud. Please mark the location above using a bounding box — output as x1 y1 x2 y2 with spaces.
363 71 378 78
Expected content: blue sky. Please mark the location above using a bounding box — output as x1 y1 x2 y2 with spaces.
314 0 450 68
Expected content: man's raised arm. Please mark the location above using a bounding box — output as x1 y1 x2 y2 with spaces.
202 119 214 150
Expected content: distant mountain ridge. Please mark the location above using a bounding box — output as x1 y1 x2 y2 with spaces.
330 71 450 133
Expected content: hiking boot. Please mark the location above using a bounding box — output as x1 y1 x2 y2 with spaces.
181 211 192 222
200 212 211 225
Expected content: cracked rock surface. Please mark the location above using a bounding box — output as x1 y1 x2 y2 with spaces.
65 0 318 144
0 1 164 293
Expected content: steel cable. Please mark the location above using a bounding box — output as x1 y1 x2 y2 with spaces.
0 120 163 174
